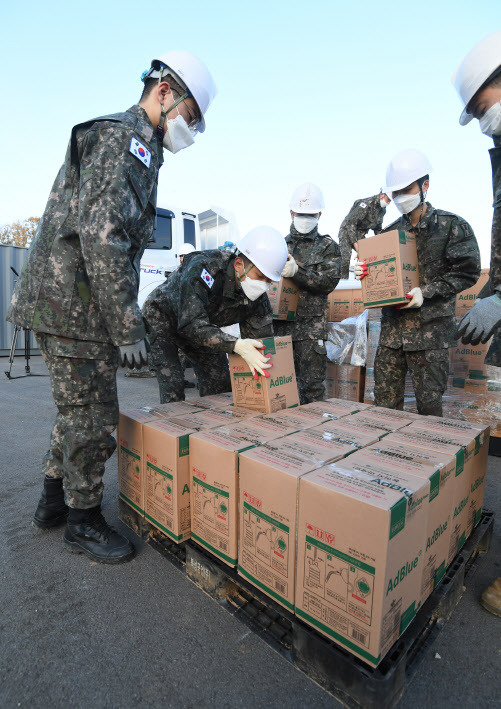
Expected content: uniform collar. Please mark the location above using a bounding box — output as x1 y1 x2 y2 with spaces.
400 201 436 233
289 223 319 240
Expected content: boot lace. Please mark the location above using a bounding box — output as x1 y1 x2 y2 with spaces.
86 508 115 540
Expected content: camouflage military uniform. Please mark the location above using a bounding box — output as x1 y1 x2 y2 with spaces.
374 202 480 415
478 132 501 366
143 250 274 403
7 105 162 508
338 195 386 278
274 224 341 403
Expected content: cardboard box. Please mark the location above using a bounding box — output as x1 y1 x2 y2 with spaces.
268 277 300 321
117 408 166 514
371 406 422 421
358 440 455 602
295 464 427 667
449 338 493 380
327 282 364 322
405 418 489 545
169 407 256 432
326 364 365 402
352 290 365 317
267 424 379 465
228 336 300 413
318 420 384 447
142 418 197 542
356 230 419 308
259 407 337 431
191 393 235 409
238 442 320 609
213 416 299 445
324 397 373 412
300 400 361 421
455 269 490 318
348 410 415 433
150 401 207 417
322 416 391 441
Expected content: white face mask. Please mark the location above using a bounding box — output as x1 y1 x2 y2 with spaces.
479 101 501 137
163 114 195 153
293 215 318 234
392 192 422 214
241 276 270 301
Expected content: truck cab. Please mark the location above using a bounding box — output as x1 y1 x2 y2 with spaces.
138 207 201 308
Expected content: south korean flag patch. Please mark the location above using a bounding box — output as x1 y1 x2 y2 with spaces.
360 202 367 208
201 268 214 289
129 137 151 168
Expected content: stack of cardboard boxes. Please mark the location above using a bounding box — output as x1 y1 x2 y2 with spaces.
118 335 490 669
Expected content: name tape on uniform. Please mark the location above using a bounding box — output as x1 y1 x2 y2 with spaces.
201 268 214 288
129 137 151 168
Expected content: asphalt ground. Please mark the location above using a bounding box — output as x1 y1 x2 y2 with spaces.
1 355 500 709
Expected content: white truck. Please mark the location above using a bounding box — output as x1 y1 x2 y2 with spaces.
138 207 201 308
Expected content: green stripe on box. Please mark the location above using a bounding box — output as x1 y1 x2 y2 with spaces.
364 298 408 306
262 337 276 356
305 535 375 574
144 512 184 541
120 445 140 460
398 230 407 244
243 502 289 533
434 560 446 588
389 497 407 539
192 476 229 497
147 461 173 479
295 608 380 665
238 565 293 610
286 311 296 321
369 256 397 267
119 492 144 515
191 532 236 565
429 470 440 502
233 372 254 378
399 601 416 634
179 435 190 457
455 449 465 476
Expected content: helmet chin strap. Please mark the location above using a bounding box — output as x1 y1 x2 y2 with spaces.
155 66 189 140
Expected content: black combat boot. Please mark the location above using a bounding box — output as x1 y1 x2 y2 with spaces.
33 477 69 529
63 507 135 564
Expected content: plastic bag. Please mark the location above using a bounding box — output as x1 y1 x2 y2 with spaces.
326 310 368 366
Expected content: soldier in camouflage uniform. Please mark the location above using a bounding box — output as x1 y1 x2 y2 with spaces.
274 184 342 404
6 52 216 563
357 150 480 416
453 32 501 618
143 229 287 402
338 193 389 278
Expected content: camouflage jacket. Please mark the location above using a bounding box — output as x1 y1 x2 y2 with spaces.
144 250 273 353
274 224 341 341
7 105 162 356
379 203 480 350
338 195 386 278
478 133 501 366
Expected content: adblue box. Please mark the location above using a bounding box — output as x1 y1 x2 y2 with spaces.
356 230 419 308
268 277 300 320
228 336 300 413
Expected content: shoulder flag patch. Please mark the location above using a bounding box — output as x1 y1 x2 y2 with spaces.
360 202 367 208
129 137 151 168
201 268 214 288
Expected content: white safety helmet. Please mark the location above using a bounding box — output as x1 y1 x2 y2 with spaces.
179 243 196 257
236 227 288 282
452 31 501 126
385 149 433 194
143 50 217 133
289 183 325 214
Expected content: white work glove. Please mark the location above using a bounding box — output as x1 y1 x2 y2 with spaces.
397 287 424 310
119 337 150 369
281 254 299 278
233 339 272 379
457 294 501 345
354 261 368 280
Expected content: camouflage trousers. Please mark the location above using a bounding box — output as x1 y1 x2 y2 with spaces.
292 339 327 405
37 333 119 509
374 345 449 416
143 303 231 404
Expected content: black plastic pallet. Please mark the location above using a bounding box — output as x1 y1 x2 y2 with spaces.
118 500 494 709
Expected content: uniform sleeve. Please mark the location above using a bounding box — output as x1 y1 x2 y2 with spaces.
77 124 149 346
240 295 274 339
338 200 363 249
291 238 342 295
367 195 386 234
176 263 238 353
420 218 481 300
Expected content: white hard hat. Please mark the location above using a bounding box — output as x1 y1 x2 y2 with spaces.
179 243 196 256
236 226 288 282
452 31 501 126
289 183 325 214
144 50 217 133
385 149 433 193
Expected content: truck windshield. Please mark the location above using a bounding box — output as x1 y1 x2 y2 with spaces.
150 214 172 249
183 218 196 247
